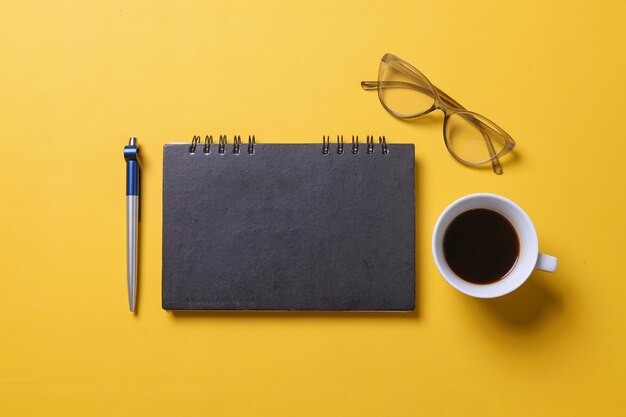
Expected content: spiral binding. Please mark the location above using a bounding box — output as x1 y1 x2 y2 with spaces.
233 135 241 154
190 135 386 155
203 135 213 154
218 135 227 154
352 135 359 154
188 135 256 155
321 135 388 154
189 135 201 153
379 136 389 155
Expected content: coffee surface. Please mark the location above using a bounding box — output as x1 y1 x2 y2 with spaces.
443 209 519 284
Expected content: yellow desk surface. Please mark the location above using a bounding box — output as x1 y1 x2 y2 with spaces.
1 1 625 415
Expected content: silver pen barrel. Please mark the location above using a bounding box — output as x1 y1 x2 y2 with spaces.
124 137 140 313
127 195 139 312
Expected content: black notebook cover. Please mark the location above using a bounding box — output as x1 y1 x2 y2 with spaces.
162 142 415 311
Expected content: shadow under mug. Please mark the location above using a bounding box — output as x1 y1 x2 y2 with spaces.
432 193 557 298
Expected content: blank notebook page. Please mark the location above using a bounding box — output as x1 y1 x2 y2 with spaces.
162 143 415 311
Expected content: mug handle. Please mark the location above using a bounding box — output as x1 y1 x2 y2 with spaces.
535 253 558 272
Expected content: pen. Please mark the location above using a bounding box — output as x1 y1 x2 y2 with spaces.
124 137 140 312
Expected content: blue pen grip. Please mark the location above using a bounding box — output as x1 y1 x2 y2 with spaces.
124 143 140 196
126 160 140 196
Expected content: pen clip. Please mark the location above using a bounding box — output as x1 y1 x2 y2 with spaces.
124 137 141 221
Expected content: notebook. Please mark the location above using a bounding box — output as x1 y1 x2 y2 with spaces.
162 136 415 311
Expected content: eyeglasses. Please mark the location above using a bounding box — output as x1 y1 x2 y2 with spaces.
362 53 515 175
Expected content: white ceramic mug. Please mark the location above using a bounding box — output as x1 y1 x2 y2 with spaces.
432 193 557 298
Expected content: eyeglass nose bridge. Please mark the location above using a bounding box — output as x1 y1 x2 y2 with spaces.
429 101 457 122
422 87 462 119
432 88 467 116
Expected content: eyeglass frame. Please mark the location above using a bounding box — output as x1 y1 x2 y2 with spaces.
361 53 515 175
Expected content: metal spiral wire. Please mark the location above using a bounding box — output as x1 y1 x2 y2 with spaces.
203 135 213 154
233 135 241 154
187 134 255 155
337 135 344 154
189 135 201 153
320 135 389 155
352 135 359 154
367 135 374 154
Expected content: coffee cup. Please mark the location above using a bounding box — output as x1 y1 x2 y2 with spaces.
432 193 557 298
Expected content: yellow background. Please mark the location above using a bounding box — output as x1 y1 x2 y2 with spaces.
1 1 625 415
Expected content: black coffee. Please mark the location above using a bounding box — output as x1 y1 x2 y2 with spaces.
443 208 519 284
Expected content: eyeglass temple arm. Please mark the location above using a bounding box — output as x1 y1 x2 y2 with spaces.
361 81 504 174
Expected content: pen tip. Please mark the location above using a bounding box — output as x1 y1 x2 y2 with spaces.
129 291 136 312
129 137 137 146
